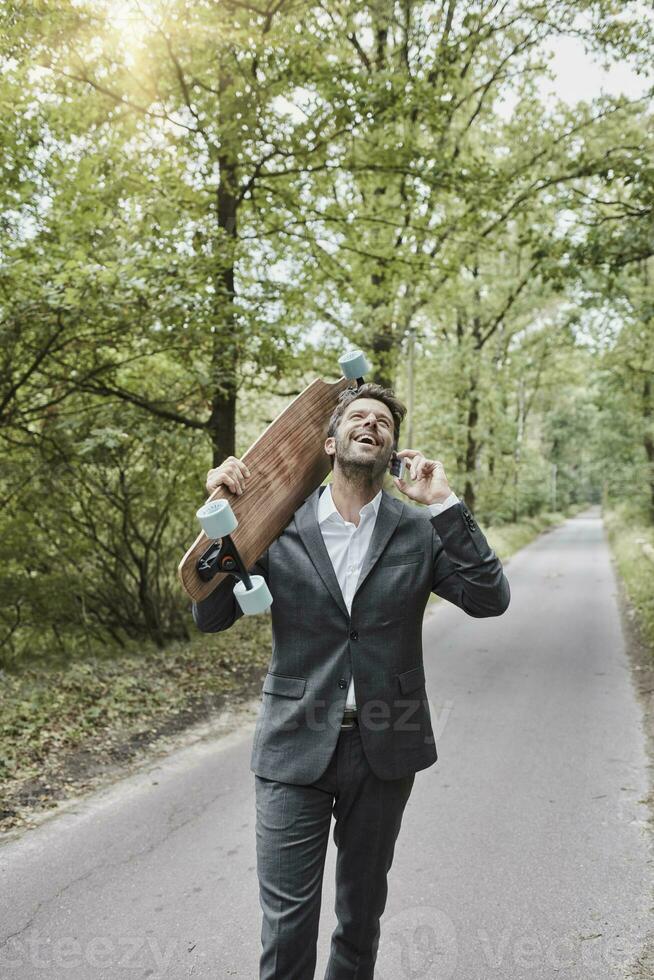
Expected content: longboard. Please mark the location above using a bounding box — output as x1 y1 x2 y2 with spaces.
178 353 370 604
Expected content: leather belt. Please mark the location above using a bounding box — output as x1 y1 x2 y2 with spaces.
340 708 358 729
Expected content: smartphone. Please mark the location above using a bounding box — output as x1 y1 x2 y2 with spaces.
389 451 406 480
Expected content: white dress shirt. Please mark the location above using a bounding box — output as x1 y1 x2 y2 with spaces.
317 483 460 709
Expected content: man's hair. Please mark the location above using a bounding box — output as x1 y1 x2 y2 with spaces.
325 382 407 470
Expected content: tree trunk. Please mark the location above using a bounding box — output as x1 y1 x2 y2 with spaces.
461 282 482 512
370 321 395 389
369 177 396 389
512 378 525 522
208 72 239 467
644 374 654 523
138 567 164 649
463 377 478 513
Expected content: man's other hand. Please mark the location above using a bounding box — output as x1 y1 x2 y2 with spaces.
206 456 251 497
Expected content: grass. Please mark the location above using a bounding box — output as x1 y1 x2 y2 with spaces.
0 613 272 829
603 499 654 653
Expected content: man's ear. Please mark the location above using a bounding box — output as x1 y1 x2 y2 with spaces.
324 436 335 460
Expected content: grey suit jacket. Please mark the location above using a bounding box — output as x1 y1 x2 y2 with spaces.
192 487 510 783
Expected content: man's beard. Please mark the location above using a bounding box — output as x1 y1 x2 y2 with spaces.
333 432 392 486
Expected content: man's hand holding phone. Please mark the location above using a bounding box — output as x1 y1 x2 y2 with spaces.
391 449 453 506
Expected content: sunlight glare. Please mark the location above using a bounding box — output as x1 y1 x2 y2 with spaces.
98 0 158 56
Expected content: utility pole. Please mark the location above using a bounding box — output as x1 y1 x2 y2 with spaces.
551 462 558 511
406 327 416 449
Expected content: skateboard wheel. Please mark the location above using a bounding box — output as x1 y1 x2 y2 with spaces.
339 349 370 380
234 575 273 615
196 499 238 540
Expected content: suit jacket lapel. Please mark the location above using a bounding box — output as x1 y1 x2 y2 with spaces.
353 490 404 600
294 486 405 618
294 487 349 620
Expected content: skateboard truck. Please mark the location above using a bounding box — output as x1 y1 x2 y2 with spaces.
195 500 273 615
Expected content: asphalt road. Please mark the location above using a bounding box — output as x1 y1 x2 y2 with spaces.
1 506 652 979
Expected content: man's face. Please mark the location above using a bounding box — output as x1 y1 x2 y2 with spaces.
325 397 395 481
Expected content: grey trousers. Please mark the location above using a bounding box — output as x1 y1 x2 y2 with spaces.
254 725 415 979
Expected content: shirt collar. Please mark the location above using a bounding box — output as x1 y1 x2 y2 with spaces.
317 482 382 526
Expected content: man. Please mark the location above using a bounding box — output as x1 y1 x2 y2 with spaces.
192 382 510 979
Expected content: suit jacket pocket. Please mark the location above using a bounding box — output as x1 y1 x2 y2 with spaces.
263 671 307 699
379 550 423 567
397 664 426 694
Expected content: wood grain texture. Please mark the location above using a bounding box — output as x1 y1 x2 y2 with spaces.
178 375 355 602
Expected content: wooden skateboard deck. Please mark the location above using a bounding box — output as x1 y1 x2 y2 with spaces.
178 374 356 602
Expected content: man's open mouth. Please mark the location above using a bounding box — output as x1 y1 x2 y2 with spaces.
352 433 379 446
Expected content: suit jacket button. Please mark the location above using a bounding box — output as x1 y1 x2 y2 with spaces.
349 630 358 641
338 678 347 689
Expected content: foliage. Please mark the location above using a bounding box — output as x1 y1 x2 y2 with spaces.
604 498 654 652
